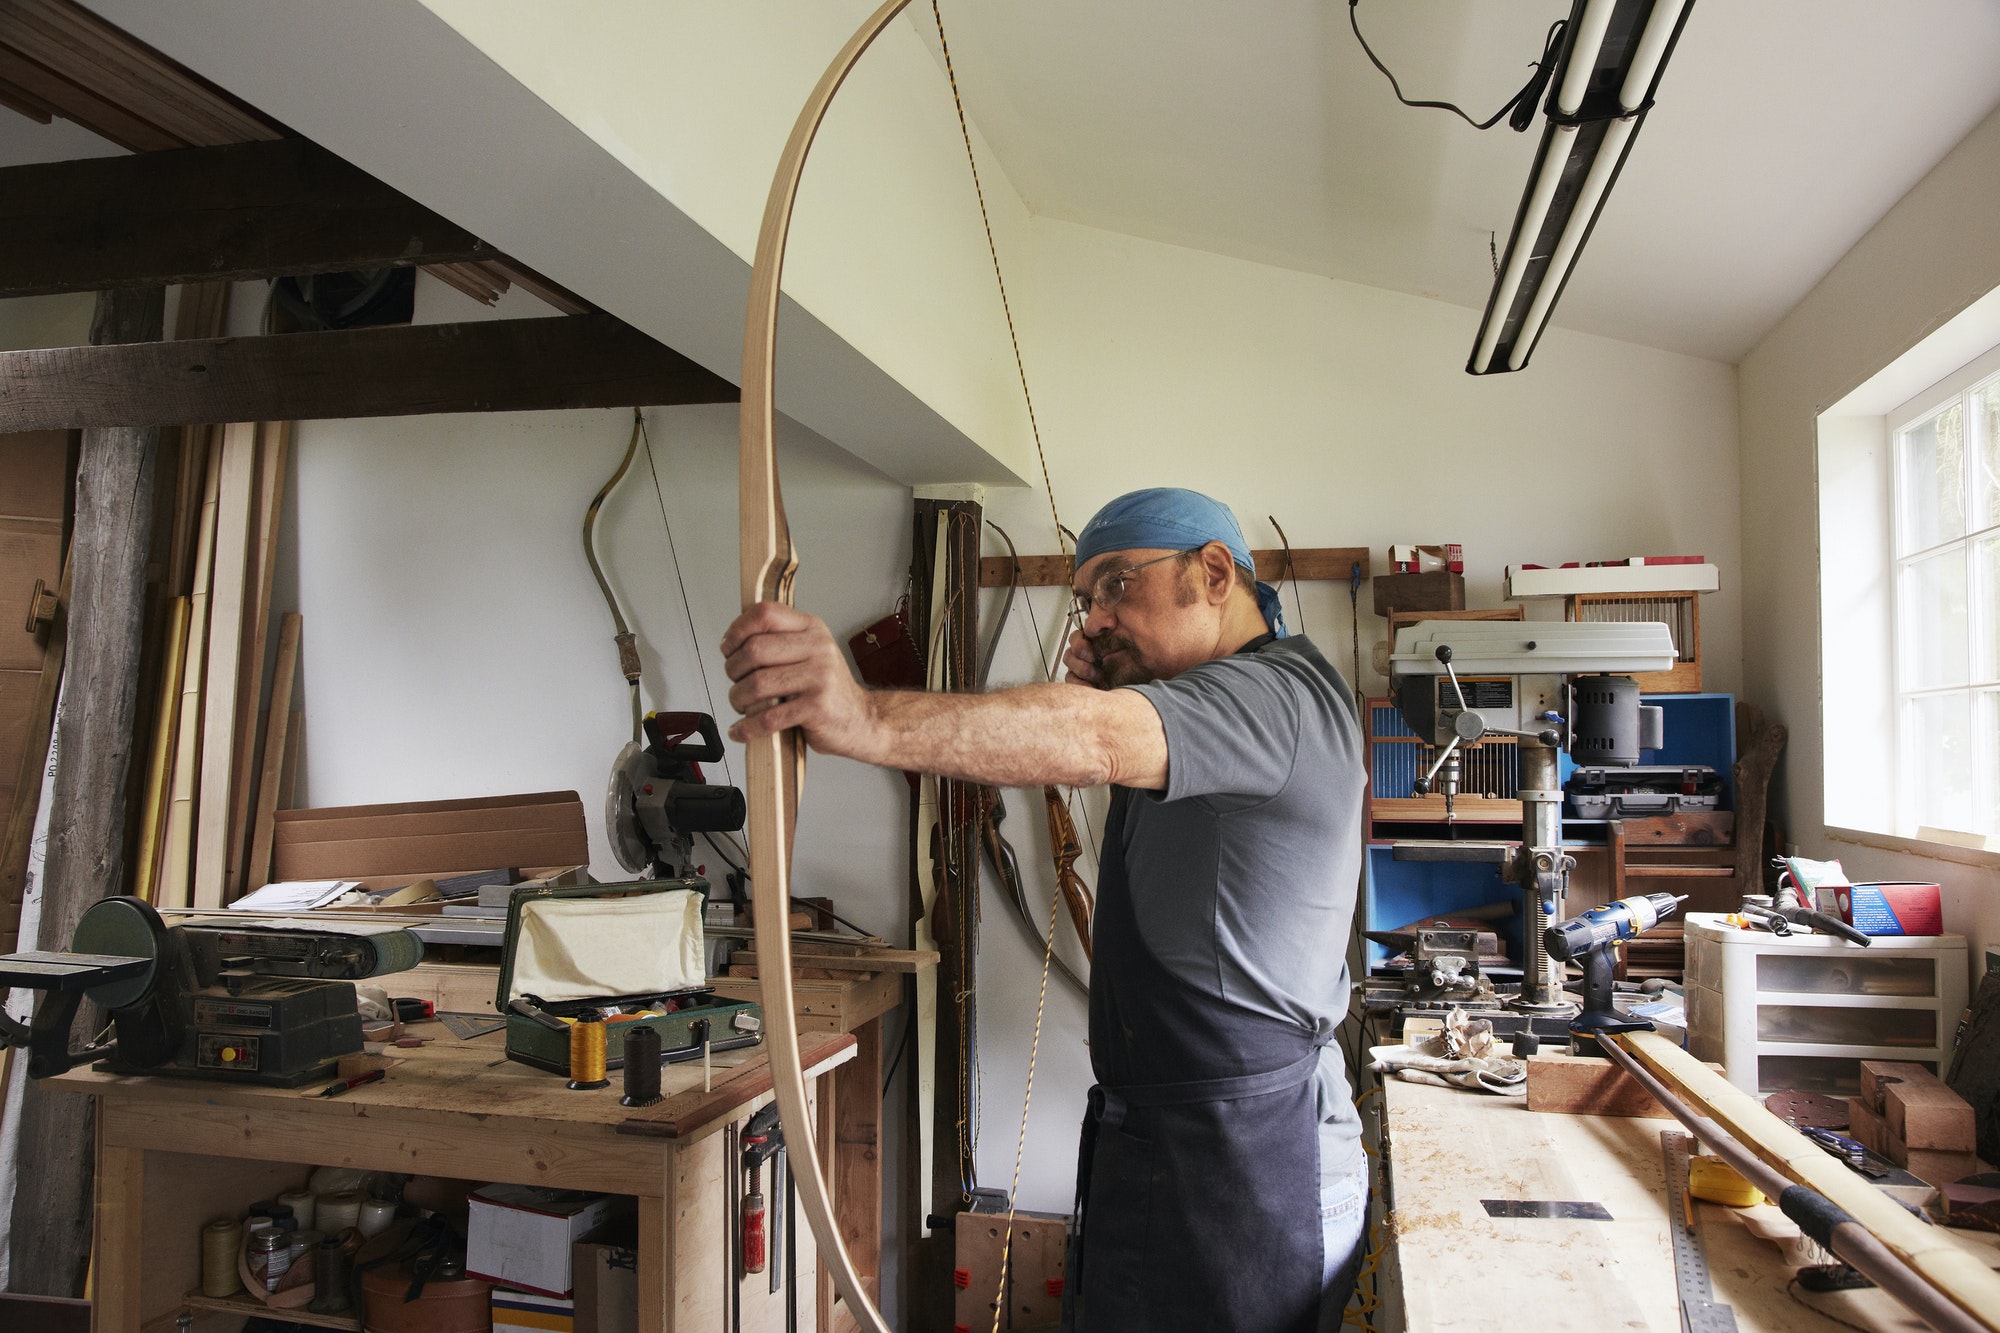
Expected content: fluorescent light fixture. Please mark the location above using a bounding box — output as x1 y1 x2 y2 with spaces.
1467 0 1694 375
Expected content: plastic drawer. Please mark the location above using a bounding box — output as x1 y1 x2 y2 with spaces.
1755 1004 1936 1048
1755 953 1935 997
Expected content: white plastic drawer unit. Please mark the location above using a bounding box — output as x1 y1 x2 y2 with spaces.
1683 912 1968 1096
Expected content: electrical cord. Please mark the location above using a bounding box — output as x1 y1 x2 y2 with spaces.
1348 1 1565 133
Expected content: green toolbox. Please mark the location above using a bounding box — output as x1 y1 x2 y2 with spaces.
495 877 761 1076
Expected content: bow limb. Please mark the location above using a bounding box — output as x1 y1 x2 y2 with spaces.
739 4 913 1331
1043 787 1095 962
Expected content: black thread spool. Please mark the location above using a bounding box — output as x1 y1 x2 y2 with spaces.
568 1013 610 1090
307 1236 352 1315
621 1024 663 1107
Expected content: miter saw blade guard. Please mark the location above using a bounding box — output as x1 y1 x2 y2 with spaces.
604 711 747 880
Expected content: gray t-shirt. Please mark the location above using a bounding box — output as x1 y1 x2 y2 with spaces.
1125 633 1366 1176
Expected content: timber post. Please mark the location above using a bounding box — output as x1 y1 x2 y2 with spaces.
8 284 165 1296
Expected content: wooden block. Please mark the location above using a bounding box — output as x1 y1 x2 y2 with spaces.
1885 1079 1976 1152
1526 1052 1678 1119
954 1215 1011 1332
1859 1060 1933 1114
1846 1093 1888 1155
1901 1148 1986 1188
1005 1214 1069 1329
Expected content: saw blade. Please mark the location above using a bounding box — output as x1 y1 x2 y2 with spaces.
605 741 657 875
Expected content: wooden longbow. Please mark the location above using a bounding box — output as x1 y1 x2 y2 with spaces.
739 3 915 1330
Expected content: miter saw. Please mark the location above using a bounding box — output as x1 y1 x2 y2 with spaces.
606 710 747 881
1388 620 1678 1014
0 897 425 1085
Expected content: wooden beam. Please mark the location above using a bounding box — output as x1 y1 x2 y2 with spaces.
978 545 1372 588
0 314 739 431
8 284 165 1297
0 139 499 298
192 422 254 908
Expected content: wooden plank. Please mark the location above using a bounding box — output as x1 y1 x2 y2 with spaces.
615 1033 857 1141
192 421 255 907
8 285 164 1297
225 420 289 898
159 432 220 909
0 45 181 152
978 545 1371 588
0 139 496 297
833 1018 883 1308
0 314 739 432
731 946 939 975
89 1135 144 1333
1731 703 1786 897
244 611 300 892
1525 1051 1677 1118
130 595 187 903
277 707 302 809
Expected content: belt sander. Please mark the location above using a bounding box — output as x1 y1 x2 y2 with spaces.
0 897 424 1086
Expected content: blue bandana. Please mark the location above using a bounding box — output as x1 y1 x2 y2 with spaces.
1073 487 1288 636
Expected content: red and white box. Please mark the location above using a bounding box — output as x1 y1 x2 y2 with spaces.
1832 882 1945 937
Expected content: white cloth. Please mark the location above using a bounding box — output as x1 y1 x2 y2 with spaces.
510 891 703 1002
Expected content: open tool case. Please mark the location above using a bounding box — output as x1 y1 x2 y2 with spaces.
496 878 761 1076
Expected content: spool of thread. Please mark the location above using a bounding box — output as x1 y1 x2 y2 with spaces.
316 1190 364 1235
568 1013 610 1090
200 1218 243 1298
277 1190 316 1231
357 1199 395 1239
308 1236 353 1315
621 1024 663 1107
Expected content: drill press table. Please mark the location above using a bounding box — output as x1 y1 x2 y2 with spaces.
1379 1076 1999 1332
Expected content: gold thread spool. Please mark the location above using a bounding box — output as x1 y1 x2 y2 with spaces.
201 1218 243 1298
568 1013 610 1090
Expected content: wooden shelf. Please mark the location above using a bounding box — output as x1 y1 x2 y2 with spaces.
183 1288 358 1330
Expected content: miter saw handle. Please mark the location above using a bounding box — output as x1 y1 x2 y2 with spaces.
643 710 727 765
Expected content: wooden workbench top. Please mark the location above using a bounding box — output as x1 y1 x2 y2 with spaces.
47 1021 854 1145
1382 1077 1999 1333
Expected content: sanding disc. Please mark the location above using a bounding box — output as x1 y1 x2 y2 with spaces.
1764 1089 1848 1129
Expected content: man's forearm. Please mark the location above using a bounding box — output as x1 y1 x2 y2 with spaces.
843 681 1167 790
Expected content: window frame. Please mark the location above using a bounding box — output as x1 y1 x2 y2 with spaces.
1886 340 2000 839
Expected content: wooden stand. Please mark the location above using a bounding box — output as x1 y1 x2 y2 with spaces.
50 1026 854 1333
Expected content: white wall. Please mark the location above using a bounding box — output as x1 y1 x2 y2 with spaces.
1740 102 2000 969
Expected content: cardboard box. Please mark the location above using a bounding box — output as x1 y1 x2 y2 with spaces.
1885 1079 1976 1153
468 1185 627 1298
272 791 590 889
1832 882 1944 937
493 1287 575 1333
572 1228 638 1333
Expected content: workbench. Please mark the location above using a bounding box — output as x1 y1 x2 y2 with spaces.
1379 1077 1999 1332
48 1021 855 1333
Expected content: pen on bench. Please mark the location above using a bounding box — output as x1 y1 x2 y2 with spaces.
319 1069 385 1098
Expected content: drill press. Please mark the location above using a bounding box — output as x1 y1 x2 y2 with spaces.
1388 620 1678 1014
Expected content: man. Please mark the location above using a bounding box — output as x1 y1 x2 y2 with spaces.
722 487 1367 1333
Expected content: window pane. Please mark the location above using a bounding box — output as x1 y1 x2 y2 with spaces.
1898 401 1965 552
1978 378 2000 530
1980 689 2000 837
1980 535 2000 683
1900 548 1968 689
1905 692 1972 833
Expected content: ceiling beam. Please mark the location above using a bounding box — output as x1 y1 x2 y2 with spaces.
0 313 739 430
0 138 502 297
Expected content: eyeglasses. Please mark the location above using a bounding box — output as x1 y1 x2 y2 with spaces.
1070 551 1185 620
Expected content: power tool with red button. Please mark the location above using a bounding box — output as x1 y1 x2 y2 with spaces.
0 897 424 1087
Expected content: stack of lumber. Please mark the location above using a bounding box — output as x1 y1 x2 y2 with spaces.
132 284 304 908
1848 1059 1988 1184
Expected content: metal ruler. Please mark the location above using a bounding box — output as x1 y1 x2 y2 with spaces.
1661 1130 1740 1333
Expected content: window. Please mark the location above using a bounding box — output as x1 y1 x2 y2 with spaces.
1890 366 2000 838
